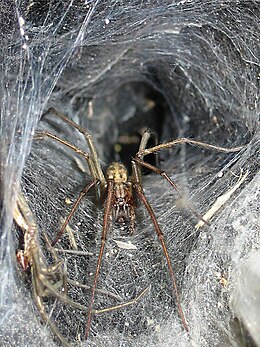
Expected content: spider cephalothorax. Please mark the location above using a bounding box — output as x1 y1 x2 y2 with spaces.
106 162 135 225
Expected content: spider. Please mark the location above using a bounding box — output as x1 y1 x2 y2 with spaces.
34 107 243 342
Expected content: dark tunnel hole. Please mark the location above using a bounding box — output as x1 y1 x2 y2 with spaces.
106 81 175 175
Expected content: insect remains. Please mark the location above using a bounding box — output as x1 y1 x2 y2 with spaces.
31 107 243 344
14 192 77 347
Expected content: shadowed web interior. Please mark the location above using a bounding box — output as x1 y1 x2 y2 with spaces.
0 1 259 347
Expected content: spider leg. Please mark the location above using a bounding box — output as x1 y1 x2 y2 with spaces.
34 130 99 184
43 232 60 261
85 179 114 340
131 166 189 333
92 286 149 315
34 130 101 245
51 179 99 246
134 129 158 182
136 137 244 158
31 248 87 312
133 157 209 224
42 107 106 187
134 138 243 224
67 278 123 302
40 233 69 296
44 279 148 318
53 248 93 256
31 267 71 347
138 129 152 155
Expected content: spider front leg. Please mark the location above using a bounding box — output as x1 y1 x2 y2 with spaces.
134 136 244 223
133 129 158 183
33 130 101 245
41 107 106 187
137 137 244 158
34 108 109 245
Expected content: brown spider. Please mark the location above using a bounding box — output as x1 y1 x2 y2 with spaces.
34 107 243 342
